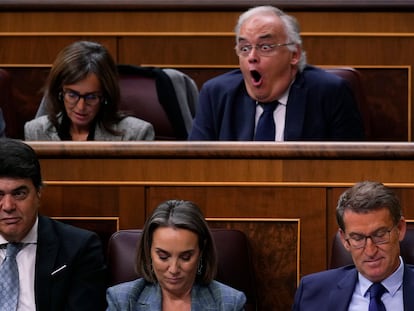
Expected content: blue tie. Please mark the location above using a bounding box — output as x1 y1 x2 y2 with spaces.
369 282 387 311
0 243 23 311
254 101 278 141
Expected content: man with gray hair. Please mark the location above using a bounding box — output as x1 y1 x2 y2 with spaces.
189 5 364 141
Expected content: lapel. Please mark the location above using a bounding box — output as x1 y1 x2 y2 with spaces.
403 264 414 310
135 283 162 310
232 86 256 140
191 283 217 311
34 216 60 311
327 268 358 311
284 70 307 140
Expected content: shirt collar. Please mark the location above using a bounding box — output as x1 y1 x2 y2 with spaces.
358 256 404 297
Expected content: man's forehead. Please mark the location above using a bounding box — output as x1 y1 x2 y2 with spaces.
343 208 393 231
0 177 34 190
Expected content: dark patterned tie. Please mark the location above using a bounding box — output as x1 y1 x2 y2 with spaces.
254 101 278 141
0 243 23 311
369 282 387 311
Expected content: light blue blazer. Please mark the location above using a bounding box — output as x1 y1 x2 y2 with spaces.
106 278 246 311
24 115 154 141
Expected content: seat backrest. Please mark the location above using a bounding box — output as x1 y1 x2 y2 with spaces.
107 228 257 310
34 64 199 140
324 67 371 139
117 64 198 140
330 223 414 269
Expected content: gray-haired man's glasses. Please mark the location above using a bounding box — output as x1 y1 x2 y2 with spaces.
235 42 295 57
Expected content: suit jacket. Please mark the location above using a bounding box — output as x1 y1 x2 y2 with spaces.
292 264 414 311
24 115 154 141
106 278 246 311
35 215 107 311
189 66 365 141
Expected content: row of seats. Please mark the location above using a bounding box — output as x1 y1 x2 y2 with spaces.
0 65 368 140
107 224 414 311
0 65 200 140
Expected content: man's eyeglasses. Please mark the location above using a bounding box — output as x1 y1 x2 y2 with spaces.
235 42 295 57
345 226 396 249
60 90 103 107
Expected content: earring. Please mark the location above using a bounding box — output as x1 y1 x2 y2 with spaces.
197 258 203 275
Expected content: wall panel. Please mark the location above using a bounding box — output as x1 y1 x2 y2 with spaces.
28 141 414 310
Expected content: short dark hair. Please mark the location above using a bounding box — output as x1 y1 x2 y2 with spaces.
0 138 42 190
136 199 217 285
336 181 402 231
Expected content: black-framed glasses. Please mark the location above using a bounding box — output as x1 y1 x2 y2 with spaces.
345 226 396 249
235 42 295 57
60 89 103 107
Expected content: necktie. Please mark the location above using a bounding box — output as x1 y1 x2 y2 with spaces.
0 243 23 311
369 282 387 311
254 101 278 141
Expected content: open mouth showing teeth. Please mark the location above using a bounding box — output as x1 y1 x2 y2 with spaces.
251 70 262 83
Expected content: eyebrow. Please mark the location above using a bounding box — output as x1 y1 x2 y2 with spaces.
63 88 102 95
154 248 196 255
0 185 30 194
238 34 275 43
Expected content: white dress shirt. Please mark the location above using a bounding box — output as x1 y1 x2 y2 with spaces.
348 256 404 311
254 85 290 141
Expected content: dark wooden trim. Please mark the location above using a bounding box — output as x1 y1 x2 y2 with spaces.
0 0 414 12
28 141 414 160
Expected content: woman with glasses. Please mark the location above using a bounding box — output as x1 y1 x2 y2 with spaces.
24 41 154 141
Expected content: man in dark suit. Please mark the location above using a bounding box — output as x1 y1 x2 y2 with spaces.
0 138 107 310
293 181 414 310
189 6 364 141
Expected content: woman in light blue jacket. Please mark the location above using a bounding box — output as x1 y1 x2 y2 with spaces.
106 200 246 311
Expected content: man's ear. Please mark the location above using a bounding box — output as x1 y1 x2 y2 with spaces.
339 228 351 252
290 44 301 66
398 217 407 242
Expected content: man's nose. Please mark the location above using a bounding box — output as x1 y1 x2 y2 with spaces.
0 194 16 211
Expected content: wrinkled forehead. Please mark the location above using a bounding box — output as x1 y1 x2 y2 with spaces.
239 13 286 42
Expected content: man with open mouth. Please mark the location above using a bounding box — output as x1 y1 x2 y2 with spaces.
189 5 365 142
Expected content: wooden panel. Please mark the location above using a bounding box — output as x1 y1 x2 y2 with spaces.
26 141 414 310
40 185 146 229
208 219 299 311
0 37 118 64
0 1 413 12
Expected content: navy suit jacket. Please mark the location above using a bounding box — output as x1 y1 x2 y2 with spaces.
292 264 414 311
106 278 246 311
189 66 365 141
35 215 107 311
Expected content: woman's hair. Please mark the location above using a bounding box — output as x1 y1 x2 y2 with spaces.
44 40 124 137
136 199 217 285
234 5 307 71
